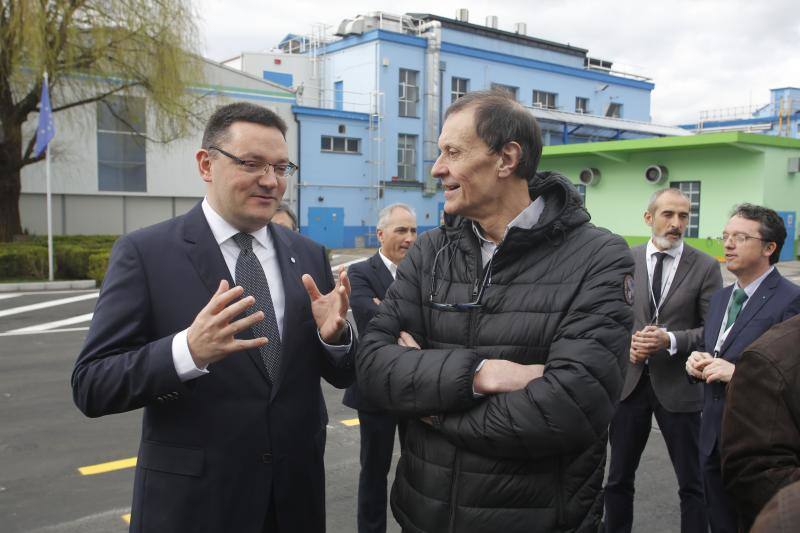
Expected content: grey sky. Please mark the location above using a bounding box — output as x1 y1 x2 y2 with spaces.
195 0 800 125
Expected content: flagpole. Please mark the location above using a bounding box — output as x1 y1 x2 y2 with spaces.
44 71 54 282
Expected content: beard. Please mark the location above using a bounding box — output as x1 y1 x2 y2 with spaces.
652 232 682 250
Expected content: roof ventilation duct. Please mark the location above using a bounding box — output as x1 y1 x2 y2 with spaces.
455 8 469 22
514 22 527 35
486 16 498 28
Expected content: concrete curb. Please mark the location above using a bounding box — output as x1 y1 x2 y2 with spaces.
0 280 96 292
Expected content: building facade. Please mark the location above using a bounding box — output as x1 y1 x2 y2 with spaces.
541 132 800 261
19 60 297 236
226 10 689 248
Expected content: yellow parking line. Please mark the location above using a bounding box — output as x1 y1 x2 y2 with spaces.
341 418 360 427
78 456 137 476
122 514 131 524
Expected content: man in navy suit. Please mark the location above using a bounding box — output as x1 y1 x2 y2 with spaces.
687 203 800 533
343 203 417 533
72 102 355 533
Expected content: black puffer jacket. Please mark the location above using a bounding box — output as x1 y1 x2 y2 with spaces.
357 173 634 533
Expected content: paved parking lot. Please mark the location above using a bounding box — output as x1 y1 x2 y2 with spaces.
5 259 797 532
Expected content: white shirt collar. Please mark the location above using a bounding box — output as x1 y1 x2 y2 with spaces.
737 265 775 297
378 249 398 279
202 197 271 250
471 196 546 245
646 239 684 260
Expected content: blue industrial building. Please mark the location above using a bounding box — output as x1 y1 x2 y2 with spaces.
681 87 800 139
227 11 689 248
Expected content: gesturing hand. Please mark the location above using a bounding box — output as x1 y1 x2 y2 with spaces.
187 280 269 367
702 358 735 383
303 266 351 344
686 351 713 380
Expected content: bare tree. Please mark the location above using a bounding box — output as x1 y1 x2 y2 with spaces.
0 0 206 241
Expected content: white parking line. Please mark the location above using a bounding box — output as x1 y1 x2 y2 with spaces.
0 294 22 301
0 326 90 337
331 258 366 271
4 312 94 334
0 293 98 318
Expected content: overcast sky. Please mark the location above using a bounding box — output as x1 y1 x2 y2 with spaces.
195 0 800 125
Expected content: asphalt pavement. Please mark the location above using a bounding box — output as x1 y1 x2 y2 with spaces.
4 259 798 532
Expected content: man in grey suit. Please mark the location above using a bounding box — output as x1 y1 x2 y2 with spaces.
604 188 723 533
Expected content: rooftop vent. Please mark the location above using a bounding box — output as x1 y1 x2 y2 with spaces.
455 8 469 22
486 15 498 28
514 22 527 35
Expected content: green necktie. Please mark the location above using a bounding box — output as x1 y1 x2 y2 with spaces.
725 288 749 330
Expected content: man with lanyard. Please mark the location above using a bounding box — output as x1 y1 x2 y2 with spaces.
687 203 800 533
605 188 721 533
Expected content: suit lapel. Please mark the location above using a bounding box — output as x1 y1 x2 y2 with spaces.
370 252 394 295
633 246 650 323
659 246 696 309
269 224 310 401
182 203 234 293
721 269 780 353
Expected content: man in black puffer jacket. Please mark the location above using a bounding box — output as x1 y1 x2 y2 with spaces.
357 90 634 533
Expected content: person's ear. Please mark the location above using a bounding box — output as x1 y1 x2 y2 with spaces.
497 141 522 179
196 149 213 183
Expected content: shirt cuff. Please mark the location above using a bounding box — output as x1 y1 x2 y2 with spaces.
172 328 209 382
318 322 353 362
667 332 678 356
472 359 487 398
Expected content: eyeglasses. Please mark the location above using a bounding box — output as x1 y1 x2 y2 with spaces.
208 145 298 177
717 233 768 245
427 241 494 311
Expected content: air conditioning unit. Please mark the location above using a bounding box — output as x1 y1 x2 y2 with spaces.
789 157 800 173
645 165 668 184
579 167 601 186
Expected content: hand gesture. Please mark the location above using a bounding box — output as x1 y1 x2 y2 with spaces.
631 326 669 358
187 280 269 367
702 358 735 383
686 351 712 380
303 266 351 344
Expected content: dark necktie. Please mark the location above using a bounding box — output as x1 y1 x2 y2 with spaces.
725 288 749 330
650 252 668 318
232 232 282 383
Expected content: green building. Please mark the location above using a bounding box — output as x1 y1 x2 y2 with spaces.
541 133 800 260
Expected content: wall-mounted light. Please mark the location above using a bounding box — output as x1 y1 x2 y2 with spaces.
317 196 324 202
579 167 601 186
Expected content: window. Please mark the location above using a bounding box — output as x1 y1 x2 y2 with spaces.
397 134 417 179
575 184 586 206
451 77 469 103
97 95 147 192
399 69 419 117
670 181 701 237
334 81 343 111
606 102 623 118
575 97 589 114
321 135 360 154
532 90 557 109
491 83 518 100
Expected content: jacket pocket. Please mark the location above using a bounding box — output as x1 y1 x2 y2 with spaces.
139 440 204 477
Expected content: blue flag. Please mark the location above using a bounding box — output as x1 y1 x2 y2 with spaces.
33 76 56 158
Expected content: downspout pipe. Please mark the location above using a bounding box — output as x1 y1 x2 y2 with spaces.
420 20 441 196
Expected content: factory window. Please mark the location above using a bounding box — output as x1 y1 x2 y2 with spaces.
399 69 419 117
397 134 417 180
491 83 518 100
451 77 469 103
670 181 701 237
575 97 589 114
97 95 147 192
321 135 360 154
606 102 623 118
532 90 557 109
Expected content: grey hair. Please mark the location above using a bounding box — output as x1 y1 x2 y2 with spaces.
377 203 416 230
647 187 690 213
